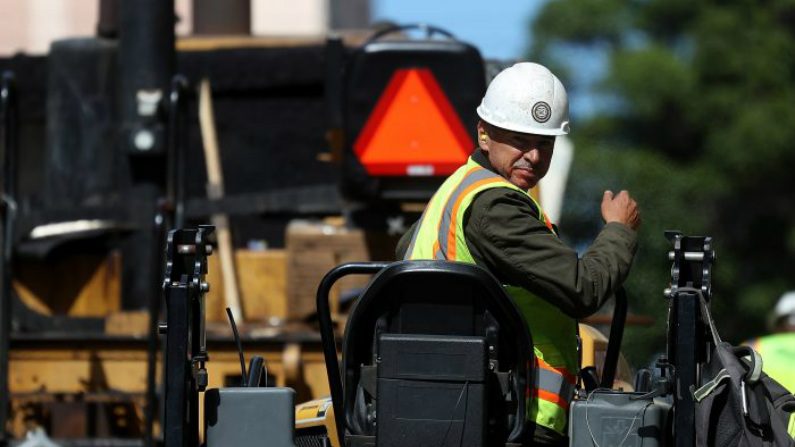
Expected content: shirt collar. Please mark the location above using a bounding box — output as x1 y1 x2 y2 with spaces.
470 148 495 172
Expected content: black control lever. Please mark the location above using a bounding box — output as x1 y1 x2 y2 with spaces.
600 287 628 389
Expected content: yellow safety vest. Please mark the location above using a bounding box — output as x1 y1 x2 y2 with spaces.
750 333 795 439
404 156 578 435
750 333 795 393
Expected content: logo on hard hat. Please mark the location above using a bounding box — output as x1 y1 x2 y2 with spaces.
532 101 551 123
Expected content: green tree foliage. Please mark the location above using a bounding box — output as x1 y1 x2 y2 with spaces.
531 0 795 365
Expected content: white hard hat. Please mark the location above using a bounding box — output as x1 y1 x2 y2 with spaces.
773 291 795 327
476 62 570 136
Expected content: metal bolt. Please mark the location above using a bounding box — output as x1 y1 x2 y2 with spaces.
683 252 705 261
196 369 208 391
133 129 155 151
200 282 210 293
136 89 163 116
158 323 167 334
177 244 196 254
205 244 213 255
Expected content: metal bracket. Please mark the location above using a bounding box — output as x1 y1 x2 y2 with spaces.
161 225 215 447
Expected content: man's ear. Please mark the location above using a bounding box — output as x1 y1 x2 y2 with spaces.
477 121 489 151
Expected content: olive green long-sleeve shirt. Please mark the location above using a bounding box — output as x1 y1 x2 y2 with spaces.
396 150 637 319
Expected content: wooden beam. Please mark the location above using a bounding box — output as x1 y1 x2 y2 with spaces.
199 78 243 322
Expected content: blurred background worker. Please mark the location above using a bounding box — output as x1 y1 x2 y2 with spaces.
397 62 641 446
748 291 795 393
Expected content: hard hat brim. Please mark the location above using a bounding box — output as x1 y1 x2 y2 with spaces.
477 108 570 137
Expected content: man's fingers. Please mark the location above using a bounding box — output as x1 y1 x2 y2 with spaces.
603 190 614 201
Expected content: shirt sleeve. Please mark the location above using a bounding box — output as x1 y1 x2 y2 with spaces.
465 188 638 319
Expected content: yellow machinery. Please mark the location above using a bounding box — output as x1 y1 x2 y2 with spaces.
1 17 645 444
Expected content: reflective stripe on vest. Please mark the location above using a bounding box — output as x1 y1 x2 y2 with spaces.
534 357 577 410
405 161 554 262
405 156 576 435
788 412 795 439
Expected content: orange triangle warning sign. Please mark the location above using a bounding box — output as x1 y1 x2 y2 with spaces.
354 68 473 176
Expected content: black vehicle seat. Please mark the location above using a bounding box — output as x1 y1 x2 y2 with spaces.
340 260 535 447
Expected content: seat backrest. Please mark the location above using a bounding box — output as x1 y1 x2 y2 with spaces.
341 261 533 446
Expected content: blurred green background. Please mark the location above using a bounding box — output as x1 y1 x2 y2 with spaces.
529 0 795 366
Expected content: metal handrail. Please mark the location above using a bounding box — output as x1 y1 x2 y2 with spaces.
316 262 389 447
364 23 457 45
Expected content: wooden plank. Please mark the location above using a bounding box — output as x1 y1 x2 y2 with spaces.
236 250 288 321
285 220 399 320
176 32 373 52
205 249 287 323
105 311 149 336
199 78 243 322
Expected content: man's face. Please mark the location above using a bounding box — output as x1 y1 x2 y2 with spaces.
478 122 555 191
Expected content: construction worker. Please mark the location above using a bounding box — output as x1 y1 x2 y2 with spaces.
747 291 795 438
396 62 640 446
749 291 795 393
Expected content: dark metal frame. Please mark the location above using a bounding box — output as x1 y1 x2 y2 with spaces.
665 232 715 447
143 75 191 447
118 0 175 156
166 75 189 231
0 71 18 446
316 262 389 447
161 226 214 447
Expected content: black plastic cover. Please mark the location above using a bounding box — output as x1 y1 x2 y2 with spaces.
377 333 487 447
378 333 486 382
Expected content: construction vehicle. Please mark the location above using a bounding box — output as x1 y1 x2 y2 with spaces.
1 3 353 443
158 228 758 447
5 2 795 446
155 225 626 447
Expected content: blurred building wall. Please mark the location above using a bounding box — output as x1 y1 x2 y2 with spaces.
0 0 96 55
0 0 370 57
251 0 327 35
329 0 370 30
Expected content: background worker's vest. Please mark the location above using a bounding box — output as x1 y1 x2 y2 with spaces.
750 333 795 439
750 333 795 393
404 156 579 435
